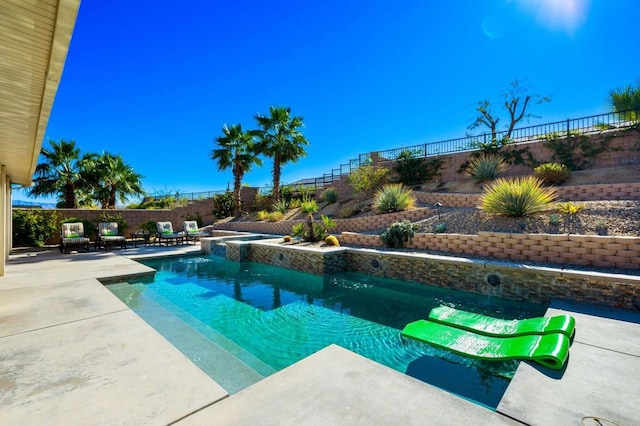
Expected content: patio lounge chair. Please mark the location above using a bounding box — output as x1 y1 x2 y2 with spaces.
183 221 207 244
60 222 91 254
96 222 127 250
156 221 184 246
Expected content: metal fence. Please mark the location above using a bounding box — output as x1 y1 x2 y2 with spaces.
160 109 638 201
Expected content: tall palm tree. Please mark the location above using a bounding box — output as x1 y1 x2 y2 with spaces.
87 152 145 209
253 106 309 202
212 124 262 216
609 81 640 121
28 139 84 208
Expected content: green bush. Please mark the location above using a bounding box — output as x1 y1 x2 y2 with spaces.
466 154 507 182
12 209 60 247
212 191 235 219
139 220 158 235
96 212 128 235
272 199 288 214
434 223 447 233
321 187 339 204
380 220 419 248
348 165 391 195
479 177 557 217
373 184 416 213
533 163 571 185
393 150 445 186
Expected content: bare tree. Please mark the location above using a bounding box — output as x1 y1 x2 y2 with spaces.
468 80 551 145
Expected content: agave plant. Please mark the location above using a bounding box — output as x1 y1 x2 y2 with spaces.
373 184 416 213
479 176 556 217
466 154 507 182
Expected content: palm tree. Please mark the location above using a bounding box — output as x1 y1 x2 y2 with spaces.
253 106 309 202
609 80 640 121
28 139 85 208
87 152 145 209
212 124 262 216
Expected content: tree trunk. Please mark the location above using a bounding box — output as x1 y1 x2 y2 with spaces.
272 154 281 202
233 166 243 217
64 182 76 208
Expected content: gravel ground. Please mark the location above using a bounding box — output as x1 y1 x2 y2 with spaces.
414 200 640 237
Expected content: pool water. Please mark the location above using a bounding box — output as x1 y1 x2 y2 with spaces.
109 254 547 408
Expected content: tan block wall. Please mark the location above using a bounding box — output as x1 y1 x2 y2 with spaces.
339 232 640 270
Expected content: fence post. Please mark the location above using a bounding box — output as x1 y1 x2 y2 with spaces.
567 119 571 137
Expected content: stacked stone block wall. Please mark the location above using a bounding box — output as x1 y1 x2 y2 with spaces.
339 231 640 270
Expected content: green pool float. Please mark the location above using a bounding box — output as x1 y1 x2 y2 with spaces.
402 320 569 370
401 320 571 370
429 306 576 338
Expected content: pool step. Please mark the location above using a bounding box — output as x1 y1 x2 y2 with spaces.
106 282 274 394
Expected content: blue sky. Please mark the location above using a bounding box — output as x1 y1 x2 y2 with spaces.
16 0 639 203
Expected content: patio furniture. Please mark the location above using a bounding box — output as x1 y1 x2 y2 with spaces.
156 221 184 246
96 222 127 250
129 230 151 247
183 221 207 244
60 222 91 254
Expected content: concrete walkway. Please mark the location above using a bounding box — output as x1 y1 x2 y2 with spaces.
1 245 639 425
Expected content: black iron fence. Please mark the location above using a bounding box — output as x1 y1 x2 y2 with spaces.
159 109 638 202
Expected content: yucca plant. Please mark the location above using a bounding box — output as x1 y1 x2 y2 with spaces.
321 187 339 204
272 199 288 214
466 154 507 182
479 176 557 217
373 184 416 213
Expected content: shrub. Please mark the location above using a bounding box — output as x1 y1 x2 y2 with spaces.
380 220 419 248
257 210 269 221
479 177 557 217
266 211 284 222
466 154 507 182
556 201 584 215
12 209 60 247
253 193 273 212
325 235 340 246
533 163 571 185
140 220 158 235
212 191 235 218
96 212 128 235
289 198 301 209
373 184 416 213
348 165 391 195
291 223 305 238
434 223 447 233
272 199 288 214
549 214 561 226
394 150 445 186
321 187 339 204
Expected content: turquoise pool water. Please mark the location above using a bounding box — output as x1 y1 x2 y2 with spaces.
109 254 547 408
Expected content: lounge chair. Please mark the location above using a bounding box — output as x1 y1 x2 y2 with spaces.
156 221 184 246
96 222 127 250
60 222 91 254
183 221 207 244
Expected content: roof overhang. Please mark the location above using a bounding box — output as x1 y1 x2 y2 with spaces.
0 0 81 186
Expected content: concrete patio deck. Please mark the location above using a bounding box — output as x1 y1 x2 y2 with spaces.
1 245 638 425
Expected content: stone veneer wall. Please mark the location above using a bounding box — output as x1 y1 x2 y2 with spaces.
215 239 640 310
340 232 640 270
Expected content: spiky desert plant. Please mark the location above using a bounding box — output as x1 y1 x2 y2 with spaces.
321 187 339 204
479 177 556 217
466 153 507 182
373 184 416 213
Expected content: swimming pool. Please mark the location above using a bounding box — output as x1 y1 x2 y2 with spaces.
108 254 547 409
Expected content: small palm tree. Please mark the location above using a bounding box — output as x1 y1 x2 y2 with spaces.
609 81 640 121
28 139 84 208
253 106 309 202
86 152 145 209
212 124 262 216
